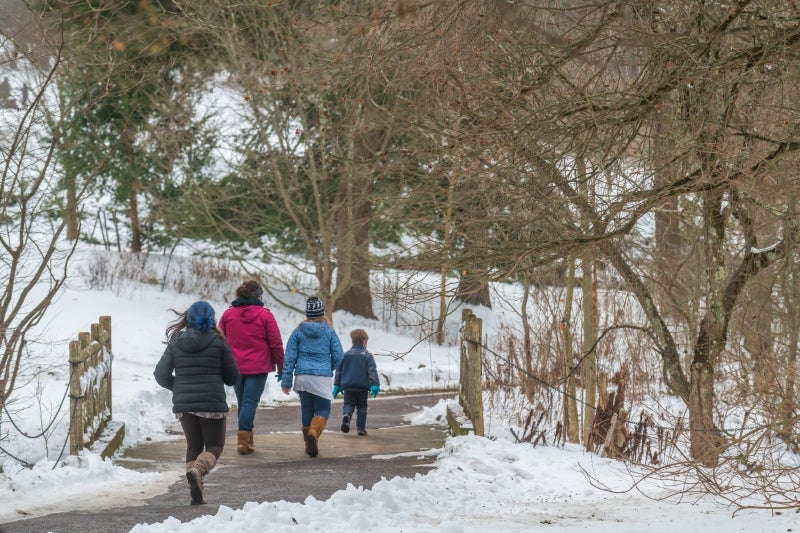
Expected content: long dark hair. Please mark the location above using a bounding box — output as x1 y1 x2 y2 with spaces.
164 308 221 342
165 308 189 342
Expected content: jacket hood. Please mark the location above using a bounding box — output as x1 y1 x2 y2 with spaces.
227 304 264 324
298 320 328 339
173 328 217 352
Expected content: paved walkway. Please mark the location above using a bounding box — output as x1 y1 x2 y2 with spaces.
2 392 454 533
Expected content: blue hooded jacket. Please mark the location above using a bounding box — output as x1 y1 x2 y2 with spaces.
281 320 344 389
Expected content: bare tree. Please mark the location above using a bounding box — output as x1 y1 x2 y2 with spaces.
0 32 75 414
359 1 800 468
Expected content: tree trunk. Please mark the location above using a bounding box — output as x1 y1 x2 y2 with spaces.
454 171 491 309
562 257 579 443
685 236 790 464
687 189 727 465
743 275 775 393
334 173 376 319
334 121 377 319
689 349 726 467
778 249 799 450
455 269 491 307
65 169 79 241
779 316 797 449
436 175 455 345
581 252 597 452
579 158 597 451
653 120 685 312
519 272 534 403
128 185 141 253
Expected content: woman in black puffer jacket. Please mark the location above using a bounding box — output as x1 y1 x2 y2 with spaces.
154 300 239 505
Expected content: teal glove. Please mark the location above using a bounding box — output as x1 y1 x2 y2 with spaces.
369 385 380 398
275 372 282 383
332 385 341 398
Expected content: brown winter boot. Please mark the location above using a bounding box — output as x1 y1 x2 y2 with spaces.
302 427 311 456
237 430 254 454
185 461 197 504
305 416 327 458
186 451 217 505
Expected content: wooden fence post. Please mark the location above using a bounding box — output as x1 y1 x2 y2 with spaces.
96 316 112 419
68 338 83 456
447 308 485 437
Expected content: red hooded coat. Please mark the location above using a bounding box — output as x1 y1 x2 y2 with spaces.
219 305 284 375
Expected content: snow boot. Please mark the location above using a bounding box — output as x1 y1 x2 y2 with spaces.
186 451 217 505
305 416 327 458
237 430 254 454
185 461 195 503
185 461 199 504
302 426 311 456
340 414 351 433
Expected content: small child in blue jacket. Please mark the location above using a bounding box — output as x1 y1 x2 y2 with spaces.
333 328 380 436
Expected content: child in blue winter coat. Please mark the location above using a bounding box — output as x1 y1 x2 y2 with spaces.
280 296 344 457
333 328 380 436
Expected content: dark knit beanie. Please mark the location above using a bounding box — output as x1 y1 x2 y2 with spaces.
305 296 325 318
236 280 263 300
187 300 216 332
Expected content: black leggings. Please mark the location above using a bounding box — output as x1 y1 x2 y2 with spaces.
179 413 227 462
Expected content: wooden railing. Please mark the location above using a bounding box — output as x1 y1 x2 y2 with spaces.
68 316 125 458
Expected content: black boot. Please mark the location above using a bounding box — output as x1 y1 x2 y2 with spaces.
340 414 351 433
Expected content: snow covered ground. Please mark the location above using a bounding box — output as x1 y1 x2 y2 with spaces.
0 246 797 532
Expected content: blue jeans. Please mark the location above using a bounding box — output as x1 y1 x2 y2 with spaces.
342 390 369 430
234 373 268 431
297 391 331 427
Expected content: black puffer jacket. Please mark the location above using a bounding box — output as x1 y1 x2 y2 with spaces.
154 328 240 413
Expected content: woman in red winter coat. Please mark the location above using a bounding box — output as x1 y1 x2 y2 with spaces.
218 280 284 454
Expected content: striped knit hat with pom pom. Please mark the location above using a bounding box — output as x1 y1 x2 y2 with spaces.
305 296 325 318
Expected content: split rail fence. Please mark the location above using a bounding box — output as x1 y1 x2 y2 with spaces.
68 315 125 458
